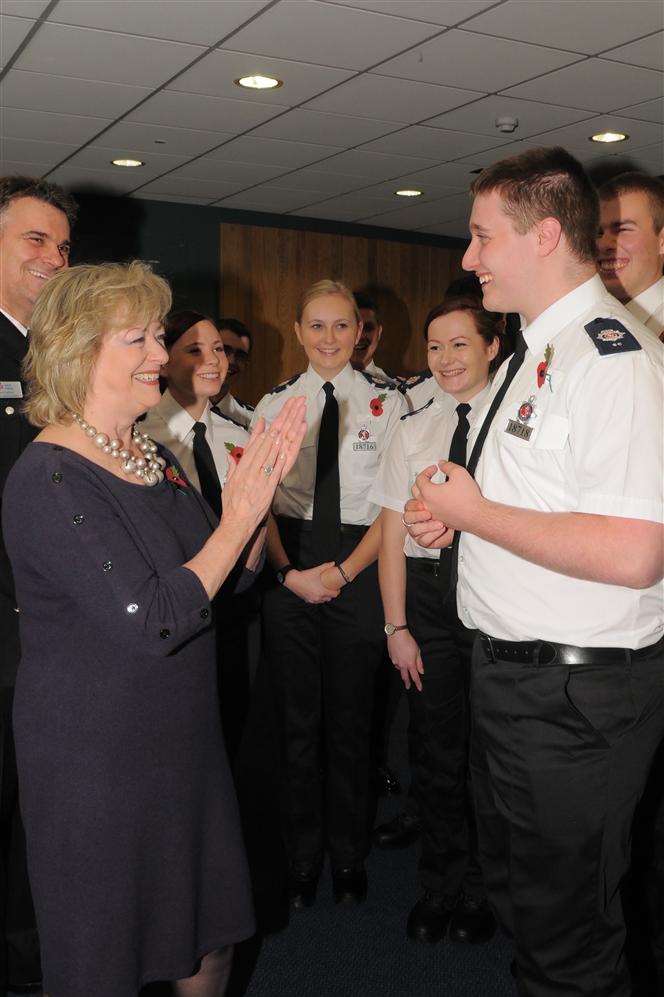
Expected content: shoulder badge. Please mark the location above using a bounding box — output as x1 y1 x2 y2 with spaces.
400 397 434 421
270 372 303 394
360 370 397 391
235 397 255 412
404 369 433 390
584 318 642 356
210 407 246 430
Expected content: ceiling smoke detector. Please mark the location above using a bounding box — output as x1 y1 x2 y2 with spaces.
495 116 519 134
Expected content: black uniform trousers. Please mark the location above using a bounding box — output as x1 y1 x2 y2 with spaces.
470 633 664 997
262 517 384 872
405 558 484 901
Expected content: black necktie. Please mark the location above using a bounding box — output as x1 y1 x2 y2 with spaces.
311 382 341 562
438 403 471 598
441 331 528 606
192 421 222 521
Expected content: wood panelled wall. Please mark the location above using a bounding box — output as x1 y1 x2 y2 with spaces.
219 223 466 405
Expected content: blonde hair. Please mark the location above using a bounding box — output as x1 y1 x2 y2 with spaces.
24 260 171 427
296 279 361 324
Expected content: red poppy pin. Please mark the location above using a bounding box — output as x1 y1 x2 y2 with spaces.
224 442 244 463
165 464 189 488
537 343 554 390
370 393 387 417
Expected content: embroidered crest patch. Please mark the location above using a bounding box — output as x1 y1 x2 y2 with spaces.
584 318 641 356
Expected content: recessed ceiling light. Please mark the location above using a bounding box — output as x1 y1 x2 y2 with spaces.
111 158 144 167
395 189 422 197
235 74 282 90
590 131 628 144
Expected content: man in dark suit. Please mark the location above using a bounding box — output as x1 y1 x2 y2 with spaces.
0 176 76 993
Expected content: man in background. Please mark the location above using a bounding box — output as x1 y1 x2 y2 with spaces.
352 292 396 384
597 171 664 341
211 317 255 428
0 175 77 993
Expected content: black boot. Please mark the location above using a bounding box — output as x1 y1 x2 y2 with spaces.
406 892 455 943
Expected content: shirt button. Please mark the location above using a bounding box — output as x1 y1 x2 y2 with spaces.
52 471 63 483
200 608 209 619
72 513 84 525
126 603 139 614
5 406 15 415
459 555 464 563
102 561 112 572
160 628 171 639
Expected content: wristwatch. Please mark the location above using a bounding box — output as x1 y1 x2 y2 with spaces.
384 623 408 637
276 563 294 585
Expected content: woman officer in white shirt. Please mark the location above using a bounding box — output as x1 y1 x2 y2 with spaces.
369 297 502 946
252 279 406 909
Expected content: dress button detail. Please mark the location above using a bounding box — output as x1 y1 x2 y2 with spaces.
160 628 171 639
102 561 112 572
126 603 139 614
73 513 84 525
52 471 63 483
200 608 209 619
5 406 15 415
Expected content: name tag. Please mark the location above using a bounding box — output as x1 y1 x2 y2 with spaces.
353 442 377 452
505 419 533 441
0 381 22 398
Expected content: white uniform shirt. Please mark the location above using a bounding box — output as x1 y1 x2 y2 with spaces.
364 359 396 384
141 389 249 490
458 275 664 649
214 391 255 430
252 363 407 525
626 275 664 340
402 370 437 412
369 382 492 559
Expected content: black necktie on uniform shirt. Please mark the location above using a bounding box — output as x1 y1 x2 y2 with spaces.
311 382 341 563
440 331 528 605
438 403 471 597
192 421 222 521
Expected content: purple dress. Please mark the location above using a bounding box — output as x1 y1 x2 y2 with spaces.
2 442 255 997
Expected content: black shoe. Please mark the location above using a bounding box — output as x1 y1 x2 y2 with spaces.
375 764 401 796
332 865 367 904
448 893 497 944
406 892 454 943
288 869 319 910
373 811 421 849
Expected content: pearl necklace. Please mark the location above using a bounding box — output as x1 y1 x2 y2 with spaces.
72 414 166 486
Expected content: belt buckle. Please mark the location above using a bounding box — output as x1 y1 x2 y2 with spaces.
483 634 496 663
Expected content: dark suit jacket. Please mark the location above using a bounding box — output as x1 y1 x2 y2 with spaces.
0 311 38 687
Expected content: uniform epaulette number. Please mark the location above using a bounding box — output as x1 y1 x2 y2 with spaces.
584 318 642 356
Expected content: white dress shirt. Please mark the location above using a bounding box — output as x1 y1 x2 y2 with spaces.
252 363 407 525
457 275 663 649
402 370 436 412
370 382 492 559
626 275 664 340
363 359 396 384
214 391 255 430
0 308 28 336
141 389 249 491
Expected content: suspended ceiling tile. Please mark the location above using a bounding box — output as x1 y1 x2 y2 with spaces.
602 32 664 72
360 178 465 201
216 185 331 211
203 135 340 168
359 191 472 227
251 107 401 147
126 90 281 134
1 106 111 144
462 1 664 55
268 168 370 194
45 0 268 46
91 121 225 158
1 15 35 68
171 49 354 105
320 1 496 26
360 125 511 160
426 95 593 138
0 136 79 168
375 29 581 92
290 190 398 219
65 147 189 182
220 0 442 71
15 22 205 87
503 59 664 113
2 1 50 15
130 191 216 205
311 148 438 180
380 161 483 190
174 158 288 185
536 115 664 153
615 97 664 124
307 74 483 123
416 218 470 239
47 165 145 195
0 70 151 117
137 175 247 200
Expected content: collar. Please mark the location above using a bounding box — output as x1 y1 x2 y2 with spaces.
521 275 606 355
304 362 355 401
154 390 213 442
0 308 28 337
626 276 664 324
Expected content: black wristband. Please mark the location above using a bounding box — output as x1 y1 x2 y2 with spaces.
276 563 294 585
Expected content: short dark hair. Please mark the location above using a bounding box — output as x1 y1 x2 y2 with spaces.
218 316 252 352
423 296 504 372
163 309 211 350
471 146 598 264
0 175 78 227
597 171 664 233
353 291 379 316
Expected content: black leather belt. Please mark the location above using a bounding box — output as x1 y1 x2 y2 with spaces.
406 556 439 576
478 632 664 666
277 515 368 538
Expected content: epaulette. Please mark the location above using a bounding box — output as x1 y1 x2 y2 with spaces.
584 318 642 356
403 369 433 390
360 370 398 390
400 397 434 421
270 372 303 394
235 397 255 412
211 407 246 431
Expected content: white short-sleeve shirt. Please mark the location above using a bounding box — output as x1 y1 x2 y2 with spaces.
626 275 664 341
214 391 255 429
369 382 492 559
252 363 407 525
458 275 664 649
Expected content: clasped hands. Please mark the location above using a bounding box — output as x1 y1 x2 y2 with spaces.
402 460 484 548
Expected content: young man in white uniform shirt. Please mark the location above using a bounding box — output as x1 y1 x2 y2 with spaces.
597 171 664 342
404 147 664 997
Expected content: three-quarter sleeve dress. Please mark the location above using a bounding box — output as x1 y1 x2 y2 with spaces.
2 441 255 997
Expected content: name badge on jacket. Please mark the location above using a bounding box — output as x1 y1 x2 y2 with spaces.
0 381 23 398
